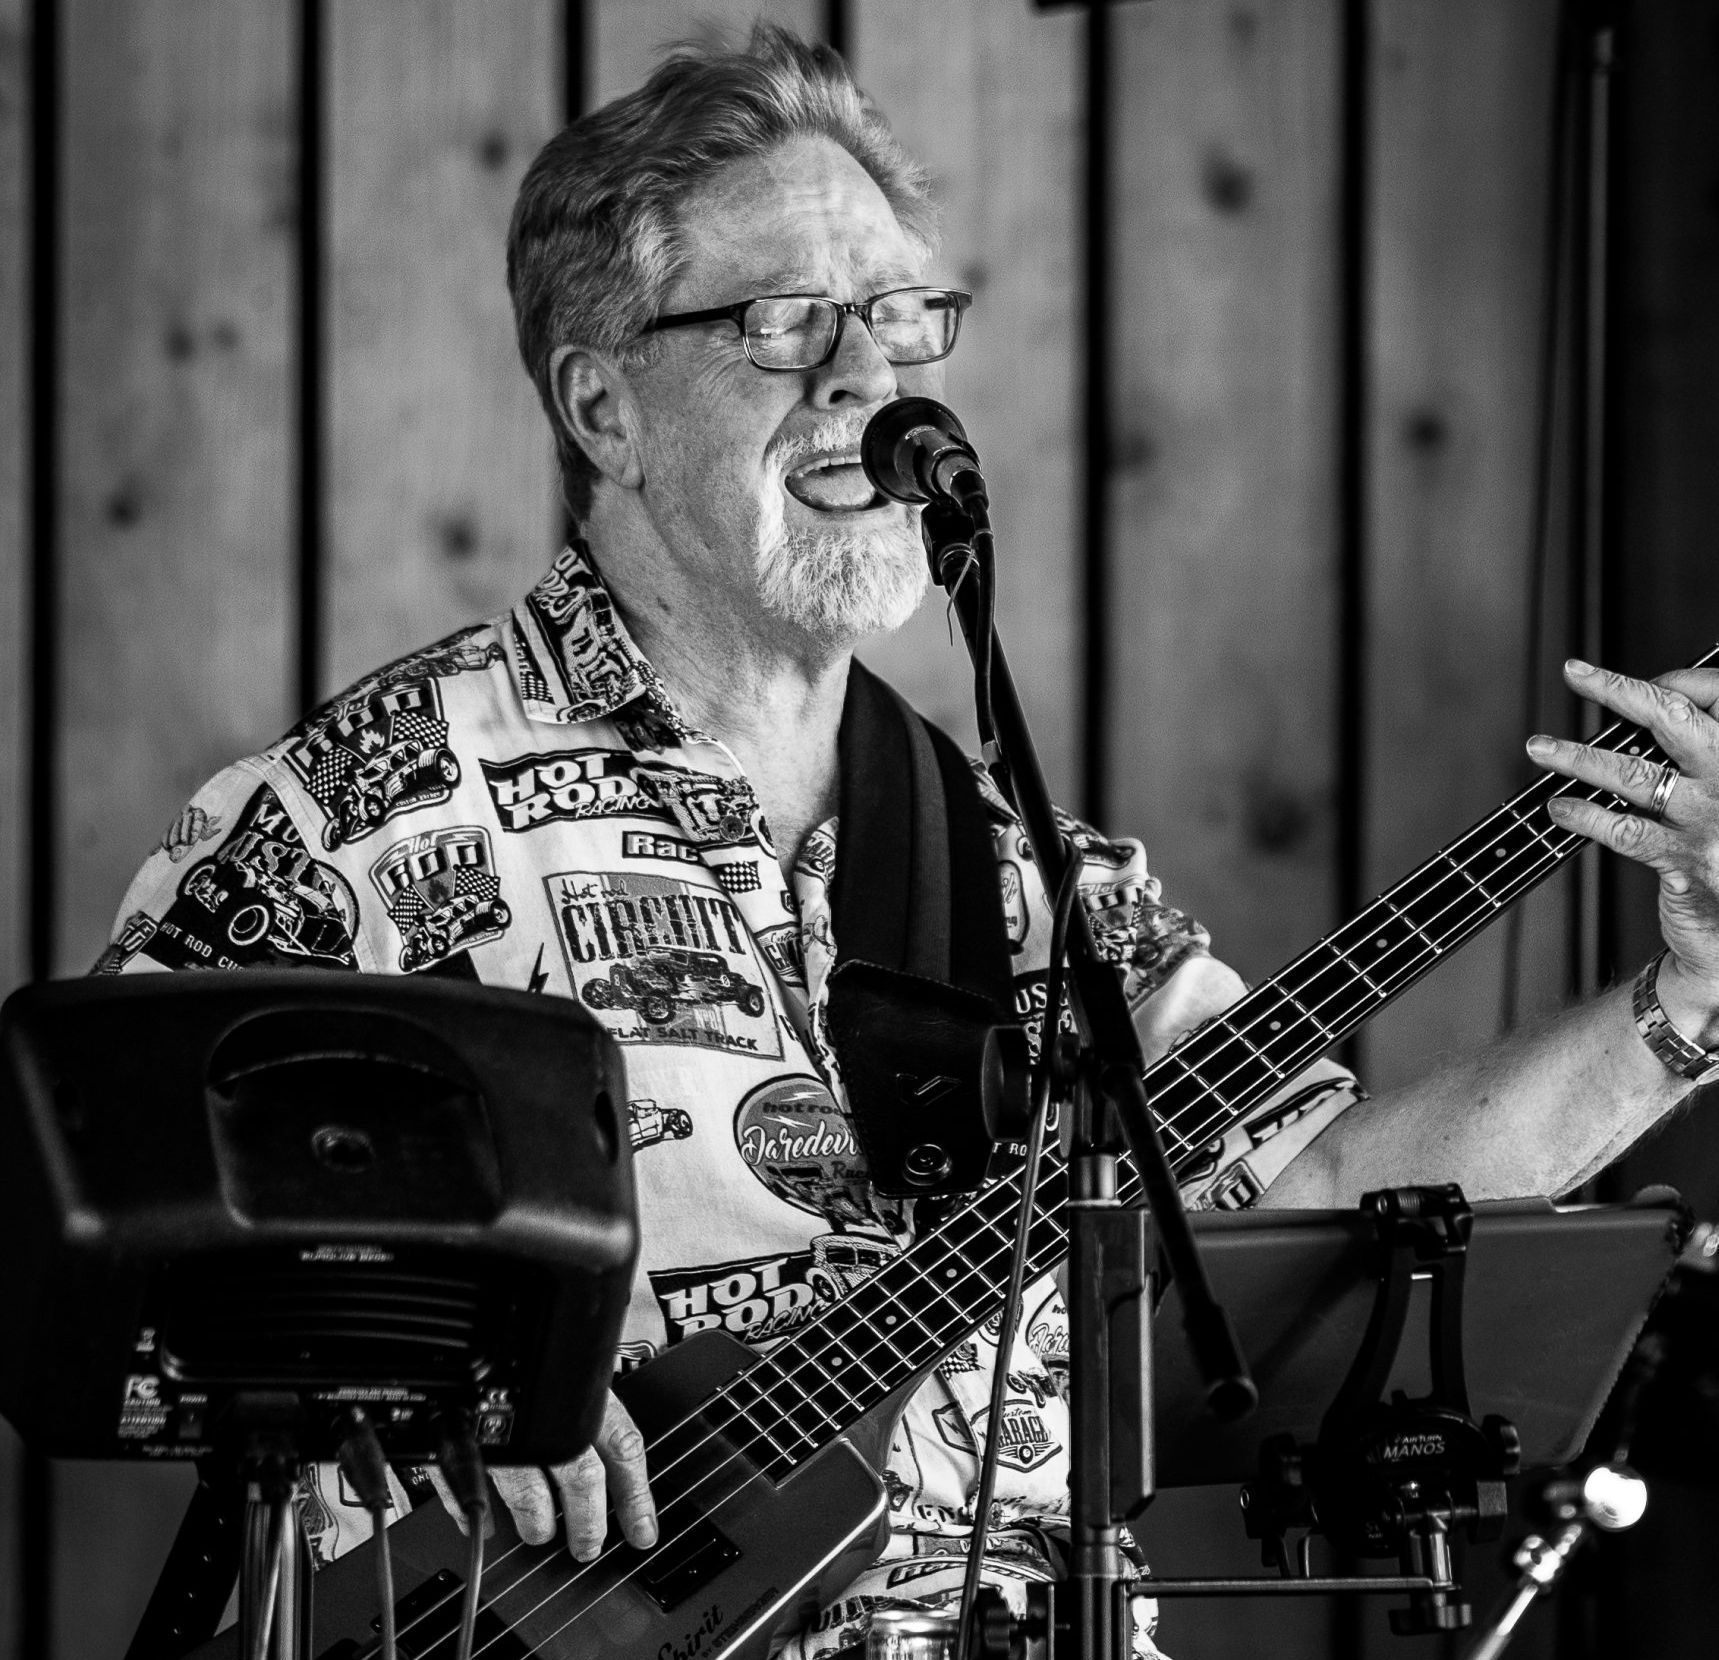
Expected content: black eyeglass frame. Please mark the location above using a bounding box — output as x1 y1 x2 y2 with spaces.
641 285 974 371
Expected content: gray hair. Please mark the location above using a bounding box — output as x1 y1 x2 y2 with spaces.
507 23 939 520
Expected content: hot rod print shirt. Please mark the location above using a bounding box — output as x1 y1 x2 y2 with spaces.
100 543 1361 1651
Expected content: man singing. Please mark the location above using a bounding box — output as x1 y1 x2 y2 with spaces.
101 25 1719 1659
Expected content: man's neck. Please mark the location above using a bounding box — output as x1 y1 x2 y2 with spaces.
580 515 851 876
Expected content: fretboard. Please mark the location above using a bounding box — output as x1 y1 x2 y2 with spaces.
693 664 1712 1482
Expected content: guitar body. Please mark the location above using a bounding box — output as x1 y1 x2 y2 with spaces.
191 1332 889 1660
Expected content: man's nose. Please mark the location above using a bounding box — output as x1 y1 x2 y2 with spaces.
811 308 899 408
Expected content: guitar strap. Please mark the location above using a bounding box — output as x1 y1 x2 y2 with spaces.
824 660 1020 1198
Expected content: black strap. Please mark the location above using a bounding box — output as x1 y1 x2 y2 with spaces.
829 661 1013 1006
825 662 1018 1197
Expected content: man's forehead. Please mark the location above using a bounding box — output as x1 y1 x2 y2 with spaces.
744 256 926 293
668 134 928 302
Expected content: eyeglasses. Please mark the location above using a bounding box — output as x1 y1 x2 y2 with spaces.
642 285 973 372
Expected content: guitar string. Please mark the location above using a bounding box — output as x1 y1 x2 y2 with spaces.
405 808 1595 1658
418 720 1667 1652
446 795 1604 1653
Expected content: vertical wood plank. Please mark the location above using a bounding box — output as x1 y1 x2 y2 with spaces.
0 3 27 1652
0 0 24 1009
852 1 1084 800
56 0 299 973
52 3 298 1651
1102 10 1343 1651
323 0 561 696
1106 0 1343 982
591 0 819 104
1360 0 1563 1090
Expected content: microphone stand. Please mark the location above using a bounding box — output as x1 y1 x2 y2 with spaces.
918 497 1256 1660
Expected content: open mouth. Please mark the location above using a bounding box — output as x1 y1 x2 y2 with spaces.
782 452 885 514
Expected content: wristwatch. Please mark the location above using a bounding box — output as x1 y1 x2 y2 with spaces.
1632 949 1719 1087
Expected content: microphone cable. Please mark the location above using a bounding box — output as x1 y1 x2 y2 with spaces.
437 1415 491 1660
336 1409 398 1660
954 844 1083 1658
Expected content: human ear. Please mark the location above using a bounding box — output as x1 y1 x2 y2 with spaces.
550 346 645 490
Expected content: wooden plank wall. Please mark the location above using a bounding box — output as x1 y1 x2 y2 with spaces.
852 0 1083 797
1106 0 1343 984
2 3 1712 1658
0 4 26 1655
323 0 562 698
49 3 302 1651
1360 0 1569 1091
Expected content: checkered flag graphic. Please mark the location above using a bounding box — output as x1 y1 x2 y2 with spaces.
714 860 762 894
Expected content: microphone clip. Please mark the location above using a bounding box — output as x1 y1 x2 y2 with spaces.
920 499 984 593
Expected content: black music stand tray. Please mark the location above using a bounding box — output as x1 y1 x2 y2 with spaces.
1131 1189 1685 1628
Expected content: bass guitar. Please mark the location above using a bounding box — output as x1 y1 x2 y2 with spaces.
207 676 1701 1660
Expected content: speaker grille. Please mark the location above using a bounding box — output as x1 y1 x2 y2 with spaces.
158 1259 497 1387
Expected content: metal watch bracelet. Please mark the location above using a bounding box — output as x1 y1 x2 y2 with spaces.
1632 948 1719 1088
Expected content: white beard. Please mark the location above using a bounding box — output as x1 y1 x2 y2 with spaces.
751 413 928 644
754 514 928 644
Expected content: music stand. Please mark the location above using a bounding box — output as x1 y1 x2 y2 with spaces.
1136 1189 1685 1625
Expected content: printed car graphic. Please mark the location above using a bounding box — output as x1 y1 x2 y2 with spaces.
325 736 460 851
805 1232 898 1303
183 858 355 964
626 1098 694 1150
285 677 460 850
580 946 767 1025
370 826 510 972
399 892 511 971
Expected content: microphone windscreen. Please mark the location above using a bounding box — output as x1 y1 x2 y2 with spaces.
861 397 971 504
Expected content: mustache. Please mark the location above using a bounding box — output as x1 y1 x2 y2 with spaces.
769 419 872 472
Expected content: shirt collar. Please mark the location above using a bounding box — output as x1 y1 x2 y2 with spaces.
508 540 704 740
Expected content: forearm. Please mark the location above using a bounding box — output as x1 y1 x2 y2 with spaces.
1263 965 1711 1208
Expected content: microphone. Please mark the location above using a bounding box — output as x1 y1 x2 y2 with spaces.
861 397 987 510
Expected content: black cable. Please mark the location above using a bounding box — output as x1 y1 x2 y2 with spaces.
373 1511 397 1660
436 1417 490 1660
459 1523 486 1660
961 499 1009 804
955 849 1084 1658
337 1410 397 1660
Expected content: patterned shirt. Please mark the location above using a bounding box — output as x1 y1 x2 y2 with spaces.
99 542 1361 1658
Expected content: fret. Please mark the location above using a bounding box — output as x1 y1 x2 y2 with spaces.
1343 948 1389 999
1272 983 1338 1043
1209 1012 1276 1066
1150 1069 1228 1152
1436 847 1500 907
789 1331 872 1424
720 1395 808 1466
740 1362 843 1441
1164 1029 1283 1118
1278 947 1378 1037
1359 896 1442 958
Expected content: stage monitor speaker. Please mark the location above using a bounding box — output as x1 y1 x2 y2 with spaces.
0 969 637 1468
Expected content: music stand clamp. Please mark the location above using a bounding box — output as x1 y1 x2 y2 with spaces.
1241 1185 1520 1635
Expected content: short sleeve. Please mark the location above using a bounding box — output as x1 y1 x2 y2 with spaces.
93 763 366 976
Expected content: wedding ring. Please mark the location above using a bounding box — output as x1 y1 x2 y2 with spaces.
1647 762 1680 821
